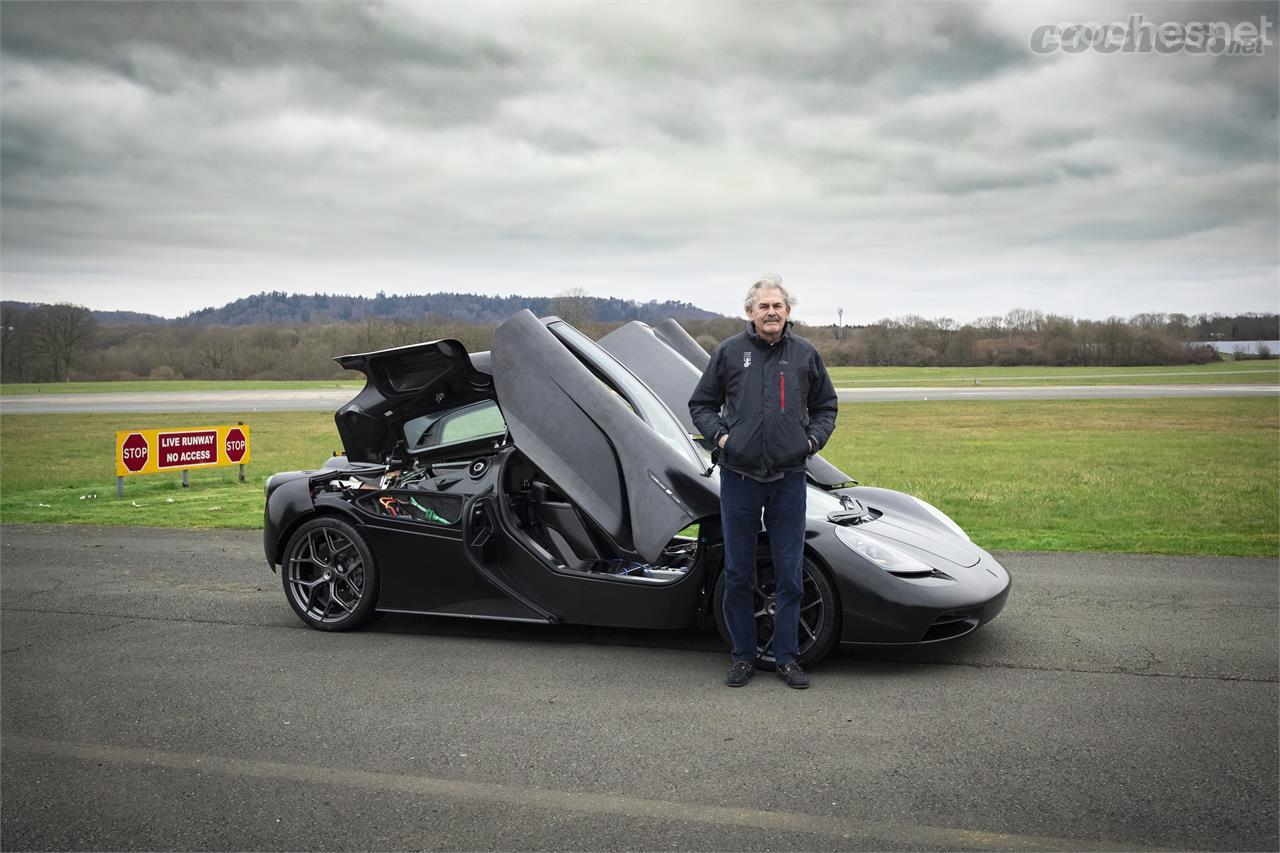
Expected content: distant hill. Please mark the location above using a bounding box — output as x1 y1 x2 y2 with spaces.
3 300 172 325
89 309 171 325
178 291 723 326
3 292 727 327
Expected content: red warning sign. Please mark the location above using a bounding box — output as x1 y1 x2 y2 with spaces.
156 430 219 469
115 425 251 478
121 433 149 472
225 427 248 463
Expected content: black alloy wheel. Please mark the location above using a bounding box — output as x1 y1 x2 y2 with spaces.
282 516 379 631
713 550 840 667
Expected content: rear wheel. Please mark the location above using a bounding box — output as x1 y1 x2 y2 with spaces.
281 517 379 631
713 549 840 667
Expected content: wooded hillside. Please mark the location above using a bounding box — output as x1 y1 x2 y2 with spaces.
1 296 1275 383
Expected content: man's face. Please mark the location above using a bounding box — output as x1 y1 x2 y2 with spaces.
748 287 790 340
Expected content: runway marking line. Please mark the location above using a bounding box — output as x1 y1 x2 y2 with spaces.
4 734 1169 852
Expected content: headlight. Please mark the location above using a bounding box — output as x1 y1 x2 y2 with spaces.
834 526 935 576
910 496 970 541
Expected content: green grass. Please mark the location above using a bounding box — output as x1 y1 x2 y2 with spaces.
2 399 1276 556
0 379 362 395
826 361 1279 386
821 398 1278 557
0 412 340 529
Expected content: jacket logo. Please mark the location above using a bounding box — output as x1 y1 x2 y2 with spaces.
742 351 752 368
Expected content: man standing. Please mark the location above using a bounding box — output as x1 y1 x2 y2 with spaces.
689 274 839 689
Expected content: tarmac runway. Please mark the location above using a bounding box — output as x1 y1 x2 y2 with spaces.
1 525 1276 850
2 383 1277 413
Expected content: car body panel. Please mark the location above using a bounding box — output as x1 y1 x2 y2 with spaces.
492 310 718 563
333 339 493 464
652 318 712 370
597 321 706 435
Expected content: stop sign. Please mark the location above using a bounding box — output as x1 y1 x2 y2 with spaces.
121 433 149 472
225 427 247 463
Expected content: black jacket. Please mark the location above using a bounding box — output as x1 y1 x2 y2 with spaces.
689 322 839 482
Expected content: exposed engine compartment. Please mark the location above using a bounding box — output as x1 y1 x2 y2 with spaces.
313 449 700 584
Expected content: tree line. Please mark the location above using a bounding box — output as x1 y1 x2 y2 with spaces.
1 301 1275 383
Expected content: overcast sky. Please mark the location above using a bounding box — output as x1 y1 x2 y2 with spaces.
1 0 1276 325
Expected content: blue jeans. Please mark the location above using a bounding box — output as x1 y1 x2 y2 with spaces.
719 469 806 666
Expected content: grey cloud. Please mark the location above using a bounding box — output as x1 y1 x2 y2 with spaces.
0 2 516 81
0 0 1275 322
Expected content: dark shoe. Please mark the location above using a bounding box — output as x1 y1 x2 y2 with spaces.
776 661 809 689
725 660 754 687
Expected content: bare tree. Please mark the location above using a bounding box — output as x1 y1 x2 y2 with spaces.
552 287 593 327
27 303 97 382
190 327 242 378
1004 308 1045 336
973 315 1004 336
1 303 34 381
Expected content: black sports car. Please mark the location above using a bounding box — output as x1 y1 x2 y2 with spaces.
263 310 1009 666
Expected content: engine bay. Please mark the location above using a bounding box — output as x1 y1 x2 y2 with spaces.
314 449 700 585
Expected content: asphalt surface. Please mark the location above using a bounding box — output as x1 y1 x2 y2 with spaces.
1 525 1276 851
2 383 1277 414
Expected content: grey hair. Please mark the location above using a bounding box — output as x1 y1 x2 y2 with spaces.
744 273 796 313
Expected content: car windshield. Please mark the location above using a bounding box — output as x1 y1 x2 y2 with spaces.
548 321 706 472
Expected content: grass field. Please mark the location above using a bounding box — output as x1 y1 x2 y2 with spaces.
1 361 1276 396
825 361 1279 386
1 399 1275 556
0 412 339 530
828 398 1277 556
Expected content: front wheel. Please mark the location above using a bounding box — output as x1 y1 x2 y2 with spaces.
281 516 379 631
713 550 840 667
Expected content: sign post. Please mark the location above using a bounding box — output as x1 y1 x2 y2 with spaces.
114 425 252 494
118 432 149 497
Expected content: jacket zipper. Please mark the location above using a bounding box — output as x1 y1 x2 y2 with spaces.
779 371 785 411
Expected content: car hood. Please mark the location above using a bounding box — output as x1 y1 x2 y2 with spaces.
332 339 494 463
806 488 983 569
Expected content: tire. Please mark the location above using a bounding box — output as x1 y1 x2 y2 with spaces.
281 516 379 631
713 547 840 667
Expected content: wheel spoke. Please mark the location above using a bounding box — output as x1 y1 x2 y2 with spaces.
322 528 337 557
308 533 333 570
297 536 315 565
798 617 817 642
329 581 356 613
339 574 362 600
799 600 821 614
